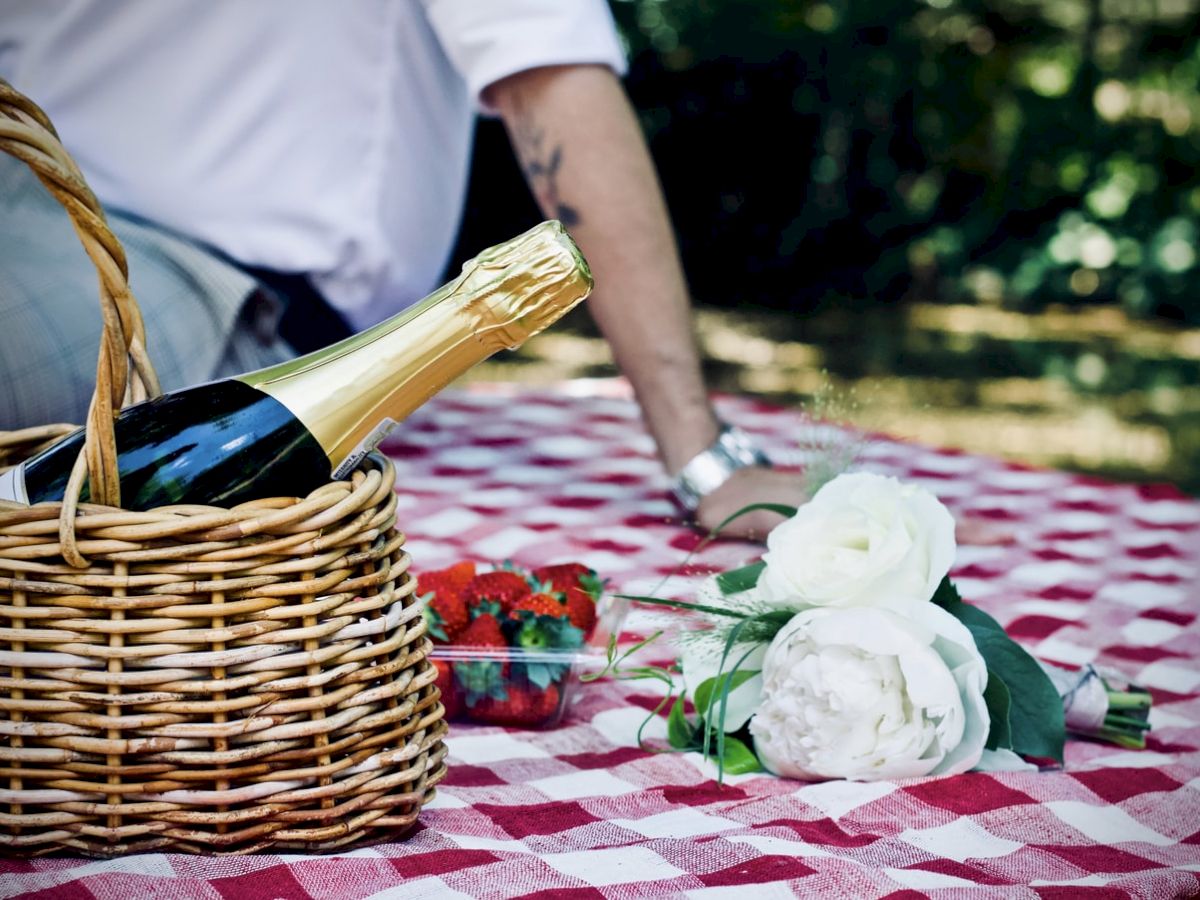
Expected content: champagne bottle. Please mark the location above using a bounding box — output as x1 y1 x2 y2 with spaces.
0 221 592 510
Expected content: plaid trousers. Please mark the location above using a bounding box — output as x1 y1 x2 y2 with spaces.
0 154 292 430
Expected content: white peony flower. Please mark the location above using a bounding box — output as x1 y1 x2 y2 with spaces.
748 603 989 782
760 472 956 617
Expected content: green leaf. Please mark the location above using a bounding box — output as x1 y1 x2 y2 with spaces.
580 572 606 600
931 575 963 609
667 696 698 750
693 669 759 722
543 617 585 650
948 601 1065 763
472 599 502 619
420 594 449 641
515 620 550 649
982 669 1013 751
718 736 763 775
524 663 553 690
512 616 584 651
715 561 766 596
520 661 570 690
705 615 779 780
454 660 508 706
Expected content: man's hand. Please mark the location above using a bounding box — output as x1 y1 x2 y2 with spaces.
693 466 809 541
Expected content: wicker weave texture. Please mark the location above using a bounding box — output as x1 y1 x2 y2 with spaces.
0 456 448 855
0 79 447 856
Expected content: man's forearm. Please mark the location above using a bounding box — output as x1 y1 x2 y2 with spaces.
486 64 720 473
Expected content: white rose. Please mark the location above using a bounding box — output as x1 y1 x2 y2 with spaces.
760 472 956 616
748 603 989 782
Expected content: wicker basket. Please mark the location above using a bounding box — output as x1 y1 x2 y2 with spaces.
0 80 447 856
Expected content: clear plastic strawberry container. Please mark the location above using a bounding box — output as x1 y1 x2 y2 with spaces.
421 561 628 729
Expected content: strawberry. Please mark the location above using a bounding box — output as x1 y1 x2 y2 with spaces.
417 561 476 641
420 561 477 595
531 563 604 638
469 683 561 727
463 570 531 614
531 562 591 587
563 591 597 637
452 612 510 706
423 592 469 643
456 612 506 650
508 592 568 621
431 658 462 720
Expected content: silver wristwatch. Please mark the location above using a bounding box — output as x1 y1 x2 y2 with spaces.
670 424 772 512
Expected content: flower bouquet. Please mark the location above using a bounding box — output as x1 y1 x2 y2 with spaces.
600 472 1152 781
418 560 617 727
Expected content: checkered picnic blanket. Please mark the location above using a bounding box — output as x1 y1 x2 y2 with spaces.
2 379 1198 898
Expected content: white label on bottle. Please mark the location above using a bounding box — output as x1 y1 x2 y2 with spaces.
0 464 28 504
332 418 400 480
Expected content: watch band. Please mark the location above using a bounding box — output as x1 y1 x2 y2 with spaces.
670 424 772 512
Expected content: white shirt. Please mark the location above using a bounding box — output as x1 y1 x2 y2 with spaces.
0 0 626 329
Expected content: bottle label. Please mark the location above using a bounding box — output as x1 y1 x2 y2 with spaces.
332 418 400 480
0 464 28 504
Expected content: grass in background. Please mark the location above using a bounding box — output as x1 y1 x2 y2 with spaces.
458 302 1200 495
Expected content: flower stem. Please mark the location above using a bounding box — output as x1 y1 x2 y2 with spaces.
1089 727 1147 750
1106 691 1152 712
1103 713 1152 731
614 593 752 621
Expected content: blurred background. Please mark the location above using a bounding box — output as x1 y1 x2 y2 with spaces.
447 0 1200 494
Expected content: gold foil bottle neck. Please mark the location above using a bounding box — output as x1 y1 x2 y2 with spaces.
456 220 594 351
240 221 593 470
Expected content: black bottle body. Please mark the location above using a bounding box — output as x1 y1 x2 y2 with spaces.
19 380 331 509
3 221 594 511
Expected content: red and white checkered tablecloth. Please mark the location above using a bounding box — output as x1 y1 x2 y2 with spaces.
3 379 1198 899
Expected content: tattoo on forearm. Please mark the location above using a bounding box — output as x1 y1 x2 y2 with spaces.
512 108 580 228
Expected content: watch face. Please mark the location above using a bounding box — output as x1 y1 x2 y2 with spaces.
720 427 772 468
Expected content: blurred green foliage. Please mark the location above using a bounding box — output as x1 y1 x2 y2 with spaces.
609 0 1200 323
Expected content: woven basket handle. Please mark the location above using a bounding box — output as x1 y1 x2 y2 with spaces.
0 79 161 542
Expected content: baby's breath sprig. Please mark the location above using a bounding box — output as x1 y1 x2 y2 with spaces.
796 376 872 496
